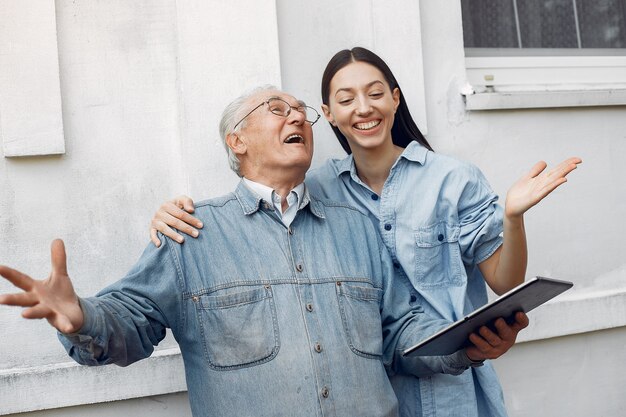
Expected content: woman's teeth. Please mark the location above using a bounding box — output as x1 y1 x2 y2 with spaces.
354 120 381 130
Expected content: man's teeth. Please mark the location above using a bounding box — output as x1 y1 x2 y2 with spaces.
354 120 381 130
285 135 304 143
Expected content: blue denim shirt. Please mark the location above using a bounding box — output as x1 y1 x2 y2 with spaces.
307 141 507 417
59 182 477 417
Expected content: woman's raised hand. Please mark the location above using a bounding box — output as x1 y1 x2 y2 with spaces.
505 157 582 218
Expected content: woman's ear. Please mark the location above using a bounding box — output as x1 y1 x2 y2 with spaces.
392 88 400 113
226 133 247 156
321 104 336 126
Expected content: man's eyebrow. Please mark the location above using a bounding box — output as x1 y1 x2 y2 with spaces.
272 96 307 107
334 80 385 96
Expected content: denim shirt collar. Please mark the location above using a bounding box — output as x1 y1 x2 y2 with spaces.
234 180 325 219
334 141 428 179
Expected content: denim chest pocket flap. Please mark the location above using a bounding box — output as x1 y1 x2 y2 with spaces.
192 285 280 370
414 222 464 288
336 282 384 358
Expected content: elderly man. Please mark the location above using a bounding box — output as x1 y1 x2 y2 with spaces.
0 86 527 417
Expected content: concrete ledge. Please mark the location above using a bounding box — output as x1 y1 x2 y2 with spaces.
0 348 186 415
3 287 625 414
518 287 626 343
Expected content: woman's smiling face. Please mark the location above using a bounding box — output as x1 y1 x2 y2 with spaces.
322 61 400 154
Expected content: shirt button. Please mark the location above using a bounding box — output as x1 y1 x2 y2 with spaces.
371 194 379 201
296 264 303 272
288 227 293 235
321 386 330 398
438 234 444 242
384 224 392 231
314 342 322 353
306 303 314 312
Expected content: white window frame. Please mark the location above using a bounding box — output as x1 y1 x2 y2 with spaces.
464 54 626 109
461 0 626 110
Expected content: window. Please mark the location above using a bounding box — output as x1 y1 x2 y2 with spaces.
463 0 626 51
460 0 626 108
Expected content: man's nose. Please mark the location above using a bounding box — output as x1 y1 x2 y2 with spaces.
287 107 306 124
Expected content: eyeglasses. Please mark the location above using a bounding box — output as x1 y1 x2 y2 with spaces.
233 97 321 131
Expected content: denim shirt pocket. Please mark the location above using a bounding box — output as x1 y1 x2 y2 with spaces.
193 285 280 371
336 282 383 358
414 222 464 289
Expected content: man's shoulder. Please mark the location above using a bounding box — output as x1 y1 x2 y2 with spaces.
308 192 370 221
189 193 241 219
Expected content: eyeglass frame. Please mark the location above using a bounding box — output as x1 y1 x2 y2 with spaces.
232 97 321 131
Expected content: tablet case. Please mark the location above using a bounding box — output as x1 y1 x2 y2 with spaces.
402 276 573 357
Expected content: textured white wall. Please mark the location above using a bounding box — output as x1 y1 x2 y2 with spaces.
416 1 626 416
1 0 625 416
0 0 280 415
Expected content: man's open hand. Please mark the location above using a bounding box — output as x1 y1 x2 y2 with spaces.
0 239 84 334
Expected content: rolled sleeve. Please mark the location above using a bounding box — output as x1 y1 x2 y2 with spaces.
457 165 504 265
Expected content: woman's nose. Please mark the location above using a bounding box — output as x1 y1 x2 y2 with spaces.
356 97 372 115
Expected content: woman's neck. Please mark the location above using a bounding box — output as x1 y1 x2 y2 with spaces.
352 143 404 195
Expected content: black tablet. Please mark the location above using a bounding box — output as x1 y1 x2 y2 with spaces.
402 276 573 357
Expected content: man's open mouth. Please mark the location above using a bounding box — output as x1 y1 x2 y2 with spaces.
284 134 304 144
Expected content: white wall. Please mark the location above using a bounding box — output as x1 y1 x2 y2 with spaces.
0 0 280 414
415 2 626 416
1 0 625 416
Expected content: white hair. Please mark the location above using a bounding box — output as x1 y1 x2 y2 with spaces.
219 85 279 176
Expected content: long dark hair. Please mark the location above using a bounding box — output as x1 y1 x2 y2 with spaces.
321 47 433 154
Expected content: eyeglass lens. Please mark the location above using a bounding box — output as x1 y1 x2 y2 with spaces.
267 98 318 124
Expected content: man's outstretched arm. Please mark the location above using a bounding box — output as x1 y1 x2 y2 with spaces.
0 239 84 334
1 238 176 367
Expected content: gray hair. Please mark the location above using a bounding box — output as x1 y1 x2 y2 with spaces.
219 85 279 176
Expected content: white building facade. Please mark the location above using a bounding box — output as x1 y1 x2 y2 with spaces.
1 1 625 416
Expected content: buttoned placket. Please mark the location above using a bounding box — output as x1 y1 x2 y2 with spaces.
347 162 400 261
287 223 334 412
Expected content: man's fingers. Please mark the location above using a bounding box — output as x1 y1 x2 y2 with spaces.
22 303 52 320
50 239 68 277
0 291 38 307
0 265 34 291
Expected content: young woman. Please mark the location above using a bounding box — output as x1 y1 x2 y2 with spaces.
149 47 580 416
